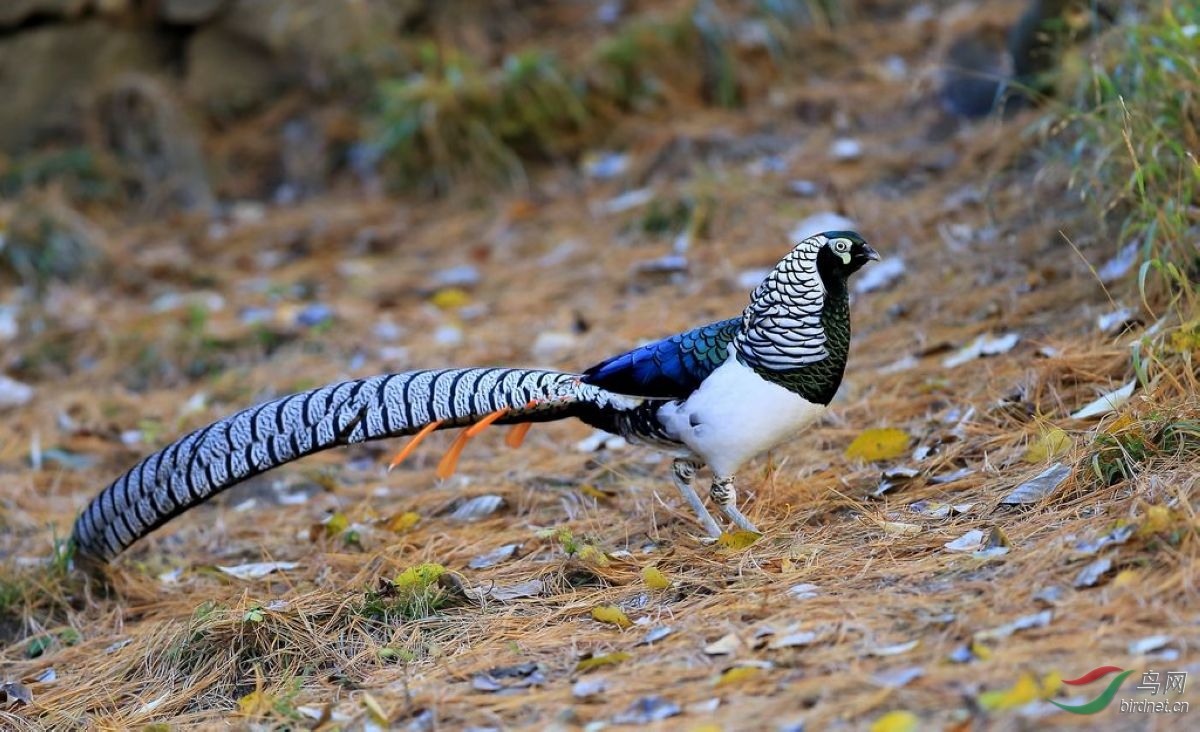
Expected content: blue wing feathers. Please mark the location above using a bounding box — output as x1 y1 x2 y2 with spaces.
581 318 740 398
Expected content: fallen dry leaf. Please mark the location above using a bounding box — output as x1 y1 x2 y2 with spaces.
641 565 671 589
576 652 631 673
1071 381 1136 419
361 692 389 725
942 332 1020 368
845 428 911 461
1001 464 1071 505
636 626 674 646
866 639 919 657
591 605 632 629
448 495 505 522
215 561 300 581
466 543 519 569
944 529 984 553
0 681 32 706
717 530 762 550
767 631 818 649
612 695 681 724
1073 557 1113 588
704 633 744 656
869 710 919 732
974 610 1053 642
1024 426 1071 463
382 511 420 533
465 579 544 602
715 665 762 686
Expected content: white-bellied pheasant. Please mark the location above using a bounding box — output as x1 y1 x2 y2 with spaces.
72 231 879 560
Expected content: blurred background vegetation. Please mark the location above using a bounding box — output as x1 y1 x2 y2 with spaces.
0 0 1194 301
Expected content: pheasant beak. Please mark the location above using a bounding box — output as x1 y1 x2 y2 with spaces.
859 243 881 262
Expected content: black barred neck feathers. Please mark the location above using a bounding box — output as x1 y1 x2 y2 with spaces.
734 231 877 405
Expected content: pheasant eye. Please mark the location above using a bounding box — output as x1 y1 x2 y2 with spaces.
833 239 850 252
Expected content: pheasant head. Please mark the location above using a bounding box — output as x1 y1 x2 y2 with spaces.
734 230 879 403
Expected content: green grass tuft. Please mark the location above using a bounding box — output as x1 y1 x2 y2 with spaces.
1064 2 1199 308
371 2 847 192
374 45 591 192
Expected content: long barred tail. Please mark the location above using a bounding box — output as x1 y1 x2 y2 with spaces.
72 367 627 561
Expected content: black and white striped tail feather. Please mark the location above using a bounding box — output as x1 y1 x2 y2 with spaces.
72 367 598 561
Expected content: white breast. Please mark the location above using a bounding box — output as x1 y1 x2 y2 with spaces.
656 351 827 476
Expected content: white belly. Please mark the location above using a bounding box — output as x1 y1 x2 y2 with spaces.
656 353 827 476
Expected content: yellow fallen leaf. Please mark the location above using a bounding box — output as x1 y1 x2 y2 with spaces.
880 521 921 536
430 287 471 309
869 710 919 732
237 690 269 717
984 525 1011 550
717 530 762 550
384 511 421 533
690 724 723 732
322 511 349 536
394 563 446 589
970 640 993 661
1112 569 1139 587
361 692 389 724
1138 505 1174 536
592 605 632 629
575 651 631 672
642 566 671 590
845 428 910 462
978 673 1040 710
716 666 761 686
1041 671 1062 696
1024 427 1071 462
579 485 614 500
1103 412 1137 434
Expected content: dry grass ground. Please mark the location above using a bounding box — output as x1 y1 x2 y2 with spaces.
1 5 1197 731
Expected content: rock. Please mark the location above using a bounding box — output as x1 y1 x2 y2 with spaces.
219 0 422 76
184 26 283 117
0 0 87 29
160 0 228 24
90 74 215 214
939 28 1011 118
940 1 1113 120
94 0 132 15
0 20 173 152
